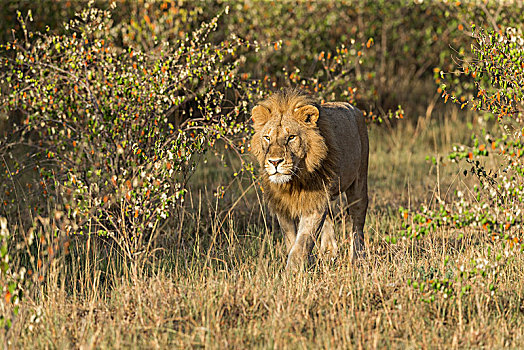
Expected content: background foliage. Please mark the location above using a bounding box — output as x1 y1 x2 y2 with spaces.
0 0 523 347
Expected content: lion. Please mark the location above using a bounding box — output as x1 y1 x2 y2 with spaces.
251 89 369 270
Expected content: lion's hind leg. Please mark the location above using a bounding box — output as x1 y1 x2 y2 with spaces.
345 183 368 261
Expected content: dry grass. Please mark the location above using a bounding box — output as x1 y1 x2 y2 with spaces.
4 111 524 349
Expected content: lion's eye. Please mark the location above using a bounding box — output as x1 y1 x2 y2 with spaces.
263 135 270 142
288 135 296 142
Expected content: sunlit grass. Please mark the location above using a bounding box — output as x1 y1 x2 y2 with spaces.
4 112 523 348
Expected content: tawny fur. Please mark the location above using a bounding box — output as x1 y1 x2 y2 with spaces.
251 89 369 269
252 94 336 218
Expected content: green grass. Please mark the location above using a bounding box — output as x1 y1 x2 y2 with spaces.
4 111 524 349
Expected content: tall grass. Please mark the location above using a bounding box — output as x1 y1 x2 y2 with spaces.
3 109 523 348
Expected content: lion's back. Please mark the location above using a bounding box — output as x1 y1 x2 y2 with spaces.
319 102 368 194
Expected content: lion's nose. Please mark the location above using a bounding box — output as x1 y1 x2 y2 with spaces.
268 158 284 167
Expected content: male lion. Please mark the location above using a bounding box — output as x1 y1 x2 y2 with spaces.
251 89 369 270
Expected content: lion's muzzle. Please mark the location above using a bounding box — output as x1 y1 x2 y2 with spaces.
267 158 284 169
266 157 293 184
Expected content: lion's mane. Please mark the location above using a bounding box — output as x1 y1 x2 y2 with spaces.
251 89 338 218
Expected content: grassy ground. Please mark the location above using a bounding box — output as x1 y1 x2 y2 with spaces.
5 110 524 349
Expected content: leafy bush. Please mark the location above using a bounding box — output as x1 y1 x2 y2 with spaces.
0 5 258 265
0 3 268 332
400 23 524 302
219 0 523 117
5 1 523 119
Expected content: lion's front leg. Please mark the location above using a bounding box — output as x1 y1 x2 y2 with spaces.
276 212 297 255
320 216 338 259
286 209 326 271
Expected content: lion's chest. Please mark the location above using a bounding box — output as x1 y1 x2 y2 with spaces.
265 180 330 219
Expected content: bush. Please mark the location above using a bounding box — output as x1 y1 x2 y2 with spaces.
400 23 524 302
5 1 523 119
219 0 524 117
0 5 259 266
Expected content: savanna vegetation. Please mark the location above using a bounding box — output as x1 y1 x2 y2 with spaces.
0 0 523 348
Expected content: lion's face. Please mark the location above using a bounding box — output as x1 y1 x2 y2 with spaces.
257 116 308 184
251 94 328 185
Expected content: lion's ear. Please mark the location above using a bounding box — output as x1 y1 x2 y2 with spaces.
251 105 271 130
294 105 319 126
